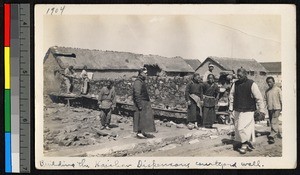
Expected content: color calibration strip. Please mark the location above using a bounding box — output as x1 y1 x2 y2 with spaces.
4 4 31 173
4 3 12 173
11 4 20 173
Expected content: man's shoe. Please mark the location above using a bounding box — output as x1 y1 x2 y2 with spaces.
105 126 111 130
100 126 105 130
136 133 146 138
247 142 255 151
238 146 247 154
268 137 275 144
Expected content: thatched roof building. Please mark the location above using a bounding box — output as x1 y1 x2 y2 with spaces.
260 62 281 74
139 55 194 76
43 46 195 94
195 56 268 77
260 62 282 84
184 59 201 71
44 46 143 71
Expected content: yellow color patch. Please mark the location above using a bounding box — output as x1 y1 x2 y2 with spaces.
5 47 10 89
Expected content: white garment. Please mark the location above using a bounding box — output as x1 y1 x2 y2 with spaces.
234 111 255 143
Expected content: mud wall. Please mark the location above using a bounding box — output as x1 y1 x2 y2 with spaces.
61 76 192 109
60 75 269 110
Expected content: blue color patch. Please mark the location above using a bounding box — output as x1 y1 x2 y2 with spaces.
5 132 12 172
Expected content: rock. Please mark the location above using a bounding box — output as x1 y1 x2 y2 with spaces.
72 108 85 112
71 135 79 141
54 134 67 144
185 133 192 138
169 121 177 125
110 132 118 137
58 103 65 107
76 124 82 129
78 140 89 146
52 116 62 121
81 125 89 129
210 135 219 139
52 130 61 135
92 128 108 137
44 145 50 150
65 126 78 133
120 127 124 130
176 124 185 129
154 120 161 124
44 128 50 133
61 119 69 123
46 135 54 141
166 122 172 127
189 139 200 144
187 124 194 130
158 144 178 151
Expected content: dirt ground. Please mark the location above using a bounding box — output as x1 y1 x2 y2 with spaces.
43 103 282 157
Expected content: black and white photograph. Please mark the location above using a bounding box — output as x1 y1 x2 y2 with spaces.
34 4 296 169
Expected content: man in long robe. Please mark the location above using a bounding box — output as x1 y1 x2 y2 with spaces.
203 74 219 128
185 73 203 129
229 68 265 154
133 67 156 138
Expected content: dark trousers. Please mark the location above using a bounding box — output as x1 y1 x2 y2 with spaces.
100 108 112 126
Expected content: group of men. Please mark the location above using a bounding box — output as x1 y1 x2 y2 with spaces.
185 63 282 154
63 65 90 95
62 64 282 154
62 66 156 138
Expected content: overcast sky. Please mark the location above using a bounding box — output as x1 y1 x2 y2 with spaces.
44 15 280 62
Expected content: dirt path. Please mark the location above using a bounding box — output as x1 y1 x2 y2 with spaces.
43 103 282 157
135 133 282 157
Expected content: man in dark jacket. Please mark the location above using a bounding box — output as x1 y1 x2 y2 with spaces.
229 68 265 154
133 67 156 138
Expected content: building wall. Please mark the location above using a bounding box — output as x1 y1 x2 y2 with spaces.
267 73 282 84
196 61 227 78
44 53 63 95
165 72 193 77
87 70 138 80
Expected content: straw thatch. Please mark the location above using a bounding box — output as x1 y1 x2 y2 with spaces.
45 46 194 73
196 56 268 73
260 62 281 74
184 59 201 71
47 46 143 70
139 55 194 73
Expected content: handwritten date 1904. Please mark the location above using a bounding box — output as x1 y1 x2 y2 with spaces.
46 6 65 15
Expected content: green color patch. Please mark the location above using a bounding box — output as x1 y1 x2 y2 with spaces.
5 90 11 132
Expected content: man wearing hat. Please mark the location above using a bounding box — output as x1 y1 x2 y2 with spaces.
203 63 215 82
229 68 265 154
132 67 156 138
